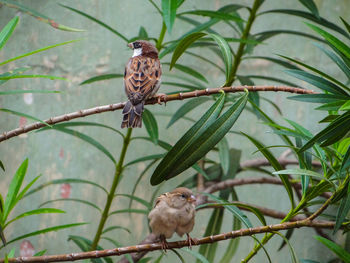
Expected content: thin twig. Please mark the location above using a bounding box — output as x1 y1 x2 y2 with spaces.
0 85 314 143
0 220 335 263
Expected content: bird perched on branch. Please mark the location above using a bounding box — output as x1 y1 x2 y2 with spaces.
121 40 163 128
148 187 197 251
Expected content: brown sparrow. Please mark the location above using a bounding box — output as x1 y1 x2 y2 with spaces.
121 40 162 128
148 187 197 251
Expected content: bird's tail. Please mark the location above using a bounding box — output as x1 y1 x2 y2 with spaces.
121 101 144 128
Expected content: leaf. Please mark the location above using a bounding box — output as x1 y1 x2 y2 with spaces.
260 10 349 38
37 127 116 164
0 225 6 246
274 231 300 263
288 94 347 103
0 108 51 127
109 209 148 216
298 0 319 18
285 69 349 96
124 154 164 167
242 133 295 209
340 100 350 110
254 30 323 43
60 4 128 42
244 56 300 70
334 182 350 233
280 54 349 93
161 0 177 33
143 109 159 144
307 23 350 58
0 0 84 32
115 194 151 210
314 236 350 263
40 198 101 212
3 159 28 222
150 92 226 185
2 223 87 248
68 235 107 263
25 178 108 197
167 97 211 128
0 74 65 81
164 62 208 83
234 202 266 226
198 208 224 263
0 39 80 66
102 226 131 235
0 16 18 50
219 215 241 263
5 208 65 228
80 74 123 85
182 248 209 263
0 90 60 95
151 92 247 185
138 26 148 39
218 137 230 175
0 160 4 172
34 250 47 256
179 10 244 22
341 17 350 34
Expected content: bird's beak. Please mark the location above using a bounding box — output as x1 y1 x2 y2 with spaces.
188 195 196 203
127 43 133 49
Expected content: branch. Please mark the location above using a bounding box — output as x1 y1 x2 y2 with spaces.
0 85 314 143
1 220 335 263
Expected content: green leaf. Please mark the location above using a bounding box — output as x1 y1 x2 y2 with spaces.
34 250 47 256
254 30 323 43
68 235 107 263
152 92 247 185
0 16 19 50
260 10 349 38
138 26 148 39
143 109 159 144
0 108 51 128
2 223 87 248
25 178 108 197
5 208 65 228
0 160 5 172
198 208 224 263
218 137 230 175
0 0 84 32
244 56 300 70
334 183 350 233
109 209 148 216
3 159 28 222
234 202 266 226
182 248 209 263
299 0 319 18
167 97 211 128
150 92 226 185
124 154 164 168
219 215 241 263
274 231 300 263
14 174 41 207
280 55 349 93
0 67 30 86
0 39 81 66
80 74 123 85
102 226 131 235
161 0 177 33
341 17 350 34
179 10 244 22
315 236 350 263
39 198 102 212
242 133 295 209
288 94 347 103
242 74 298 87
307 23 350 58
164 62 208 83
38 127 116 164
0 74 65 81
340 100 350 110
285 69 349 95
60 4 128 42
0 90 60 95
0 225 6 246
115 194 151 210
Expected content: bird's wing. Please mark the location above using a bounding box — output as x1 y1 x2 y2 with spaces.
124 56 161 105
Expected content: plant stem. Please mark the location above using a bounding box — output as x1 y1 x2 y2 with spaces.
226 0 261 86
156 22 166 51
91 128 133 250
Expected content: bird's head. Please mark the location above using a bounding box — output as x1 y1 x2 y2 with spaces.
167 187 196 209
127 40 158 58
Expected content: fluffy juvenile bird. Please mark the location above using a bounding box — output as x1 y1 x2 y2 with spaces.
148 187 197 250
121 40 162 128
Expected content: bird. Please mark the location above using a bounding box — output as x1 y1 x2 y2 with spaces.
121 40 163 128
148 187 197 251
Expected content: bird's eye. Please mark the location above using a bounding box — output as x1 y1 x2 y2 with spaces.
181 194 186 198
133 42 141 49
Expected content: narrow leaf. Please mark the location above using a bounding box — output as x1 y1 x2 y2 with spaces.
0 16 19 50
80 74 123 85
315 236 350 263
39 198 102 212
161 0 177 33
299 0 319 18
334 183 350 233
143 109 159 144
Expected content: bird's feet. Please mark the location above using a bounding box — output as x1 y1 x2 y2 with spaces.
159 235 169 252
186 233 198 250
153 93 167 105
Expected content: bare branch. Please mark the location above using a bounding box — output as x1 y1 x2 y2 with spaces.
0 86 314 143
1 220 334 263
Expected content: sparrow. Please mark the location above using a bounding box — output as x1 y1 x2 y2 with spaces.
121 40 162 128
148 187 197 251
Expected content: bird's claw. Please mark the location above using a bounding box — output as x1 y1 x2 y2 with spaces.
153 93 167 105
186 233 198 250
160 235 169 253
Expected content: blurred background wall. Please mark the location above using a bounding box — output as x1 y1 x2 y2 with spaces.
0 0 348 262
